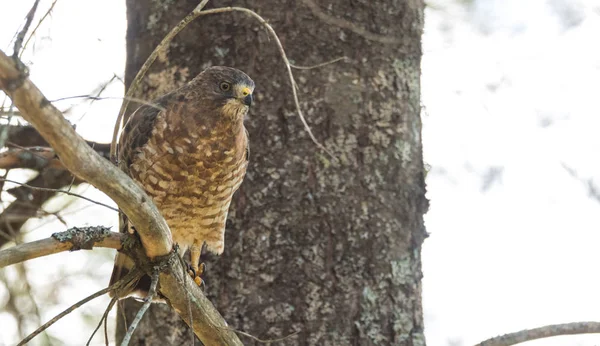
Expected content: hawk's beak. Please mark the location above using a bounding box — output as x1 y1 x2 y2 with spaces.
243 93 253 106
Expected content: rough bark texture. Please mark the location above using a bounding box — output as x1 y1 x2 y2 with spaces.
118 0 427 345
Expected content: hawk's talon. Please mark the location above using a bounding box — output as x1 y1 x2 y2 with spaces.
188 262 206 289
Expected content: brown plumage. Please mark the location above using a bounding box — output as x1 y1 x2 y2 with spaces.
110 66 254 298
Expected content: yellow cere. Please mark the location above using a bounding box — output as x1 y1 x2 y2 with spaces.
241 87 251 96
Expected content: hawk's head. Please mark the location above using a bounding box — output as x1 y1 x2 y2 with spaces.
193 66 255 120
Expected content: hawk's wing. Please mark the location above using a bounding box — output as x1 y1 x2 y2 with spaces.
118 99 165 174
109 93 175 297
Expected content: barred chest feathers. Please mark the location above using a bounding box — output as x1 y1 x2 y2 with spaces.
129 111 248 255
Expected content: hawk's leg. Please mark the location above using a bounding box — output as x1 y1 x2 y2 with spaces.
188 244 205 288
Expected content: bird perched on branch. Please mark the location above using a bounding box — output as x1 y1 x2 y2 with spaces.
109 66 254 298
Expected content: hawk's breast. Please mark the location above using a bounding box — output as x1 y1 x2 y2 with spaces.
129 114 248 254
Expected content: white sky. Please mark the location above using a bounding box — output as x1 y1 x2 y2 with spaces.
1 0 599 345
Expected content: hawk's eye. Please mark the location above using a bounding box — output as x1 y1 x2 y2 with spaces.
220 82 231 91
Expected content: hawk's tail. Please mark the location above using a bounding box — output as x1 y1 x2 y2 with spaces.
109 253 153 299
109 213 153 299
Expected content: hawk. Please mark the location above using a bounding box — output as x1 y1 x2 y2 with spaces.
109 66 254 297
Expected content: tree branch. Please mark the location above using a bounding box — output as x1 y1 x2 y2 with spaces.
0 49 172 258
300 0 402 45
476 322 600 346
0 226 123 268
2 124 112 161
0 167 74 248
0 49 242 345
0 147 62 170
17 269 143 346
0 177 119 212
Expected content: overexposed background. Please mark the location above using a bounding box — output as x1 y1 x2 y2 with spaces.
1 0 599 345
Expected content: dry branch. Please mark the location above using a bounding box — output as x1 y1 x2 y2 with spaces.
0 168 74 248
121 270 159 346
0 147 62 170
20 0 59 57
111 0 210 162
0 226 123 268
0 178 118 211
300 0 401 44
12 0 40 57
0 49 172 258
476 322 600 346
87 296 118 346
17 269 143 346
111 2 336 163
0 49 242 345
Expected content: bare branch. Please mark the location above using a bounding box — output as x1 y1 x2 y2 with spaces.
0 48 172 258
110 0 210 162
300 0 402 45
20 0 59 57
17 269 143 346
87 296 118 346
476 322 600 346
0 147 62 170
289 56 347 70
0 178 119 212
121 270 159 346
0 102 16 148
203 6 337 160
111 2 337 163
0 168 75 248
1 125 112 162
217 327 300 344
0 226 123 268
13 0 41 57
0 49 242 345
155 252 243 345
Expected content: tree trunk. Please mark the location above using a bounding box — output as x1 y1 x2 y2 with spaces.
117 1 427 345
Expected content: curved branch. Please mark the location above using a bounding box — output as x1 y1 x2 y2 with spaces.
300 0 402 45
0 49 172 258
0 226 123 268
0 168 74 248
0 147 62 170
0 49 242 345
476 322 600 346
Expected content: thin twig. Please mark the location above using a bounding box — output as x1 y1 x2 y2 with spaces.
15 262 51 345
20 0 59 58
110 0 210 163
476 322 600 346
197 7 338 161
120 270 160 346
0 146 60 170
0 25 241 346
118 300 129 335
300 0 402 45
178 252 195 344
77 74 119 123
16 269 142 346
51 94 166 112
13 0 41 58
216 327 300 344
0 227 123 268
289 56 346 70
0 178 118 212
0 102 16 148
103 298 113 346
86 296 118 346
110 1 337 163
